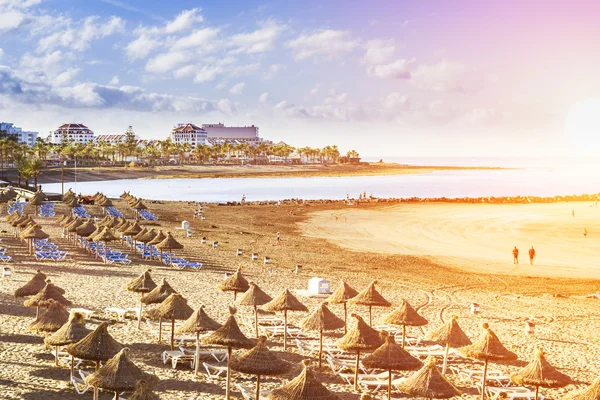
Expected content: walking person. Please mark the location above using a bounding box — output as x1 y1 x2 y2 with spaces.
572 209 575 218
512 246 519 264
528 246 535 265
274 232 281 246
584 228 587 238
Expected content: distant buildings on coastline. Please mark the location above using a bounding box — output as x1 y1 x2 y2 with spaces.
169 122 260 148
0 122 38 146
48 123 95 144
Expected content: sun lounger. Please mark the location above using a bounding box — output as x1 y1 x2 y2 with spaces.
71 369 92 394
203 362 228 378
486 386 544 400
295 338 344 358
179 346 228 363
339 371 391 387
105 307 139 321
162 350 194 369
259 325 302 339
326 355 373 375
69 308 96 319
405 344 452 359
236 383 271 400
0 255 12 263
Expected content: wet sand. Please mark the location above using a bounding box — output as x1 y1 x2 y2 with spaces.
1 199 599 399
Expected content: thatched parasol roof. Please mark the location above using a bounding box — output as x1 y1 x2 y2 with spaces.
382 298 428 327
138 229 157 243
425 315 472 348
268 360 340 400
336 314 383 351
133 227 149 242
362 331 422 371
6 211 20 222
177 305 221 334
115 218 129 230
141 279 177 305
218 267 250 294
301 302 345 332
75 220 97 237
147 230 166 246
45 312 90 346
230 336 291 376
14 270 47 297
24 280 71 307
85 348 157 393
237 282 272 306
124 269 156 293
28 299 69 333
201 306 255 349
146 294 193 321
64 197 79 208
327 280 359 304
459 323 518 362
395 357 461 399
17 216 36 229
66 322 123 361
123 222 143 236
348 280 391 307
511 347 572 388
128 380 161 400
131 201 148 210
98 197 113 207
59 215 75 227
29 193 45 206
155 232 183 251
92 227 120 242
65 217 84 231
263 289 308 313
566 376 600 400
21 225 49 240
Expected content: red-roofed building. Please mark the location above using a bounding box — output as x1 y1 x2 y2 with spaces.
48 123 94 144
170 123 207 147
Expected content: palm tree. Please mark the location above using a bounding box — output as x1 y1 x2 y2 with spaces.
28 158 45 189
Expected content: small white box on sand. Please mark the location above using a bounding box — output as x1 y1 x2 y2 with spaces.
308 277 331 294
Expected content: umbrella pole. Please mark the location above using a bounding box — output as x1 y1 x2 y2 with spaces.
369 306 372 326
354 351 360 391
226 346 232 400
343 302 347 334
36 306 39 318
195 332 200 375
402 325 406 348
55 346 59 366
442 343 450 375
234 291 237 301
70 356 74 380
137 294 144 329
115 391 119 400
158 318 162 343
535 386 539 400
170 318 175 350
93 361 100 400
388 369 392 400
254 305 259 338
319 329 323 369
169 249 173 267
256 374 261 400
283 310 288 351
480 359 488 400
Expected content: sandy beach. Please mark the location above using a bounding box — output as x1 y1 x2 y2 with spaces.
2 198 600 399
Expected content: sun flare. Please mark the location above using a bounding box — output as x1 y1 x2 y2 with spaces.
566 99 600 151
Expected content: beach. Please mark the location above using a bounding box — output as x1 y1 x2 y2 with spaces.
2 198 600 399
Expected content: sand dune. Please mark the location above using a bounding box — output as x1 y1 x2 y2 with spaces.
300 202 600 279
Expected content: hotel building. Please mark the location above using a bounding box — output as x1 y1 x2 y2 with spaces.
0 122 38 146
48 123 95 144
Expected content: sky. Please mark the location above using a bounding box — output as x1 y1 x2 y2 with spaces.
1 0 600 157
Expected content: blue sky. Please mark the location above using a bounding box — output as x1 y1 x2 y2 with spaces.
1 0 600 156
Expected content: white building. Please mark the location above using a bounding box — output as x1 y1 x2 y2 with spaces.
95 126 140 145
170 123 208 147
201 123 258 139
0 122 38 147
48 123 95 144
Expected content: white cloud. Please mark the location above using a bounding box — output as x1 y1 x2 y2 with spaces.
125 34 161 61
367 59 413 79
383 92 410 111
109 75 119 85
258 92 269 104
0 48 3 60
309 84 320 95
324 89 347 104
164 8 203 34
145 50 192 74
411 61 470 92
263 64 284 80
171 27 220 51
0 10 24 33
193 65 223 83
228 19 286 54
363 39 395 65
229 82 246 95
286 29 359 61
37 16 125 53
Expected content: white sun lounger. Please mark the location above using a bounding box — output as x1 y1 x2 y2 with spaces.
71 369 92 394
236 383 271 400
295 338 344 358
259 325 302 339
104 307 140 321
179 346 228 363
162 350 194 369
486 386 544 400
339 371 391 387
203 362 228 378
69 308 96 319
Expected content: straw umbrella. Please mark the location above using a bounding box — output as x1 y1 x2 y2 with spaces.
177 305 221 375
148 294 193 350
132 227 148 251
459 322 518 400
147 230 166 260
231 336 292 400
395 357 461 399
24 280 72 318
141 279 177 342
128 380 160 400
29 192 45 216
75 220 96 243
14 270 47 297
327 280 359 334
218 267 250 301
425 315 472 375
263 289 308 351
269 359 341 400
136 229 156 256
45 312 90 368
301 302 345 369
348 280 391 327
511 347 572 400
131 200 148 219
123 222 143 250
236 282 272 338
336 313 384 391
362 331 422 400
202 306 255 400
154 232 183 266
85 348 156 400
92 227 120 262
28 299 69 334
566 376 600 400
124 269 157 329
21 225 49 254
382 298 428 348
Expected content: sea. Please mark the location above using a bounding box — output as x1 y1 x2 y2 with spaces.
41 157 600 202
